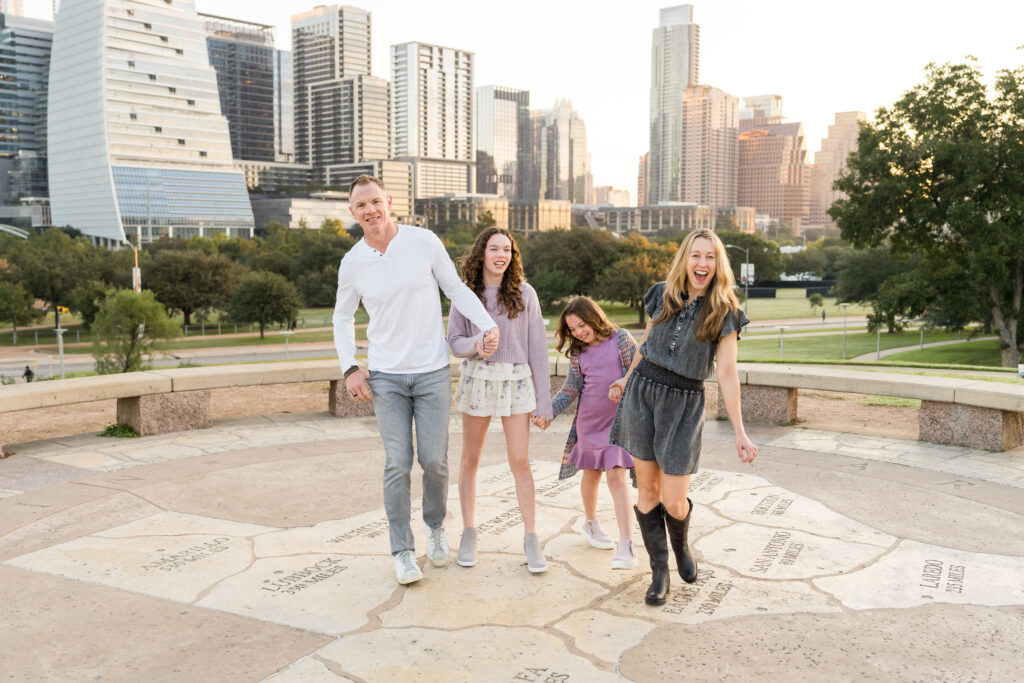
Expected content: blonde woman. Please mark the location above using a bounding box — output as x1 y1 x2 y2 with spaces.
609 229 758 606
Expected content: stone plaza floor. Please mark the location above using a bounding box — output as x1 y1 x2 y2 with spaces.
1 414 1022 681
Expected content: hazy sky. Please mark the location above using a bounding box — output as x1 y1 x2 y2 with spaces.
29 1 1024 199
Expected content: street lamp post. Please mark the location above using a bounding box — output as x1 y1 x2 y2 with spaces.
777 326 788 360
54 327 66 379
725 244 750 314
840 303 851 359
281 330 294 361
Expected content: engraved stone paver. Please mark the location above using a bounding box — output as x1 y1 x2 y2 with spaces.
198 554 397 634
696 523 888 580
312 627 621 682
713 487 896 547
604 565 841 624
814 539 1024 610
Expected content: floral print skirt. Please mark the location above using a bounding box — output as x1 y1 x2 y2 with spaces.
453 359 536 417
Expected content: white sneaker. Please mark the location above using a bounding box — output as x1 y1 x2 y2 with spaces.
581 518 615 549
394 550 423 585
611 539 637 569
524 533 548 574
425 524 450 567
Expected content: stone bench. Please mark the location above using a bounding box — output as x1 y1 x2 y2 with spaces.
3 359 1022 455
717 364 1024 452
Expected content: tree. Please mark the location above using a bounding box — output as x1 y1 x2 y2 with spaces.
832 246 920 333
8 229 100 329
0 281 42 344
528 268 575 311
91 289 180 374
228 270 302 338
523 228 618 296
595 252 668 326
808 293 825 314
145 249 237 326
832 60 1024 366
715 231 783 282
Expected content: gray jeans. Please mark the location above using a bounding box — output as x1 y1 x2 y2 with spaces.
367 365 451 554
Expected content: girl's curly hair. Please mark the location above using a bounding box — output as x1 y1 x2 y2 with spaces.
458 227 525 318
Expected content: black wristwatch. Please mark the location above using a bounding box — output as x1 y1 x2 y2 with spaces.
343 365 361 379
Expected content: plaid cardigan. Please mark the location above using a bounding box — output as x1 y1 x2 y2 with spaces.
552 327 638 479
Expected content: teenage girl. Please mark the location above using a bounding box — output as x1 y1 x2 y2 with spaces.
533 297 638 570
609 229 758 606
447 227 552 573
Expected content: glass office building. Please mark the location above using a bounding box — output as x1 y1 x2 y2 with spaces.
48 0 253 245
202 13 276 162
476 86 530 199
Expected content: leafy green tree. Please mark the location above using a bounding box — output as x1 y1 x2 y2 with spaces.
69 280 112 330
0 281 42 344
528 268 576 311
715 231 783 282
228 270 302 338
832 60 1024 366
523 228 617 296
785 249 828 279
808 293 825 314
91 289 180 373
145 249 237 326
8 229 100 329
595 251 670 326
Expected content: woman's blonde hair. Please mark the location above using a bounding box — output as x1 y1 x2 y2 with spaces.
555 296 616 358
653 229 741 342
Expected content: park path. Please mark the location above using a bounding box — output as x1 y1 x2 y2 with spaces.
850 336 998 362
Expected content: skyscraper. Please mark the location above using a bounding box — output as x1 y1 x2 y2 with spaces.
201 14 276 162
392 41 475 198
48 0 254 246
681 85 738 208
476 85 530 199
739 94 784 122
737 116 809 231
807 111 866 230
0 1 23 16
274 49 294 162
637 153 648 207
648 4 699 205
529 99 592 204
0 12 53 203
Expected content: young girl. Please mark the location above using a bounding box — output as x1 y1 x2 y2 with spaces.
609 229 758 606
533 297 638 570
447 227 552 573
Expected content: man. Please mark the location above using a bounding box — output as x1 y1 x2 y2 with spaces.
22 365 33 383
333 175 498 585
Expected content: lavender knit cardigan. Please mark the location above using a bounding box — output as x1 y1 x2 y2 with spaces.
551 327 637 480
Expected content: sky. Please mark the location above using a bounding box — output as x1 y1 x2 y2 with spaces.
28 1 1024 201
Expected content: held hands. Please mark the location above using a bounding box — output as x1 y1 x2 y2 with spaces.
608 377 627 403
736 433 758 464
475 327 500 358
530 414 551 430
345 369 372 403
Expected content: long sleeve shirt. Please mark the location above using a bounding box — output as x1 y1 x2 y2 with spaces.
446 282 553 419
333 225 496 374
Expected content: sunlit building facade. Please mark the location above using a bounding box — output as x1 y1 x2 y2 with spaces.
476 85 530 199
529 99 592 204
392 41 475 198
737 118 808 230
807 111 866 229
48 0 254 246
681 85 738 208
648 4 699 205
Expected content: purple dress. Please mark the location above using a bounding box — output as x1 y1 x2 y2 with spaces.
567 336 635 471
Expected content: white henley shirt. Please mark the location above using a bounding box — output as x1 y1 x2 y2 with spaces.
333 224 496 374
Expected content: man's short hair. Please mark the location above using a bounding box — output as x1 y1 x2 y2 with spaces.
349 174 386 195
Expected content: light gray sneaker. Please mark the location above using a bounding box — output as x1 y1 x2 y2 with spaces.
394 550 423 585
611 539 637 569
458 527 478 567
425 524 450 567
524 532 548 573
581 518 615 549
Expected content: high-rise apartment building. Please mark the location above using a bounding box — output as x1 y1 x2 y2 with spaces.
637 153 648 207
738 116 808 230
476 85 530 199
529 99 592 204
681 85 738 208
392 41 475 198
201 14 275 162
648 4 699 205
807 111 866 229
274 49 294 162
0 12 52 203
48 0 254 246
292 5 378 175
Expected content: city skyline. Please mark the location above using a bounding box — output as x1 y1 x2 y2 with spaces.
23 0 1024 200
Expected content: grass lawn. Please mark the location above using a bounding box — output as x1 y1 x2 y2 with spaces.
737 329 975 362
882 338 1005 368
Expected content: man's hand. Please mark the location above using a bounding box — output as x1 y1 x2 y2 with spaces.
345 369 372 402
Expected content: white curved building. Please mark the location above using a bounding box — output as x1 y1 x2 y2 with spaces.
48 0 253 246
